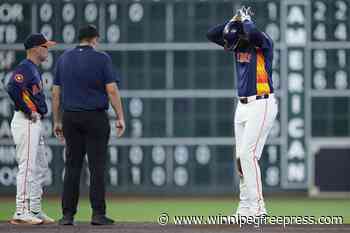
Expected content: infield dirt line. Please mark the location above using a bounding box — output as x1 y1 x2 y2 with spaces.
0 222 349 233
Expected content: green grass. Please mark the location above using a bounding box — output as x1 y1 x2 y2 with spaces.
1 197 349 223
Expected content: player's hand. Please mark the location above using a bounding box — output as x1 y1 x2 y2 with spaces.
236 159 243 177
241 6 253 21
116 119 125 137
231 6 253 22
30 112 41 123
53 122 65 143
230 8 244 22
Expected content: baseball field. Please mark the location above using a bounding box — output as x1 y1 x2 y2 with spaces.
0 196 349 223
0 196 349 233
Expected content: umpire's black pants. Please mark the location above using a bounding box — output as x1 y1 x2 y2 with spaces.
62 110 110 217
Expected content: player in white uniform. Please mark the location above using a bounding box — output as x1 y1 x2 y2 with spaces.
207 7 278 217
6 33 56 225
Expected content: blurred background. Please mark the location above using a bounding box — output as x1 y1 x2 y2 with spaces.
0 0 349 201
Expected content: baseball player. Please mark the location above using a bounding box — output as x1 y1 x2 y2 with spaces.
207 7 278 217
6 33 56 224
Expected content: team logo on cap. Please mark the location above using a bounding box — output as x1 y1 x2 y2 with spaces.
14 74 24 83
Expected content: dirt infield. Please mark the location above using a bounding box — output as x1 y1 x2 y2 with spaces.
0 222 349 233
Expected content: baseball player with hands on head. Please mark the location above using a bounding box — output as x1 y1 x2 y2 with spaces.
6 33 56 225
207 6 278 217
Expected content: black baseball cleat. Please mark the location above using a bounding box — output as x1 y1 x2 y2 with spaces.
91 215 115 225
58 215 74 225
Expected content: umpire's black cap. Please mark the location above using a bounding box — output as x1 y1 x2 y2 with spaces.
78 25 100 41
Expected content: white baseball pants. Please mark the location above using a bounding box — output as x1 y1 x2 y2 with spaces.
234 95 278 215
11 111 49 214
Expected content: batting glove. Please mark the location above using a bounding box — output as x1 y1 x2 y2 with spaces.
241 6 253 21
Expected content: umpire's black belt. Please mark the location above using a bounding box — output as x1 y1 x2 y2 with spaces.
239 94 270 104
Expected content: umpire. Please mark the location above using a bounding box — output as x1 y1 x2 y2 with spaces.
52 25 125 225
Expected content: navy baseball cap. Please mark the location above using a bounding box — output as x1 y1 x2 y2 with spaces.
78 25 99 41
24 33 56 50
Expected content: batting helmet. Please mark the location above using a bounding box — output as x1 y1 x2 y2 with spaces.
222 21 247 51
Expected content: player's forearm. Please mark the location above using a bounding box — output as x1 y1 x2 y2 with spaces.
7 84 32 116
32 94 48 115
206 22 227 47
52 85 62 124
108 85 124 121
242 20 265 47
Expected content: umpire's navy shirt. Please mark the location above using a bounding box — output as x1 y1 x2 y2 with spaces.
54 45 119 111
